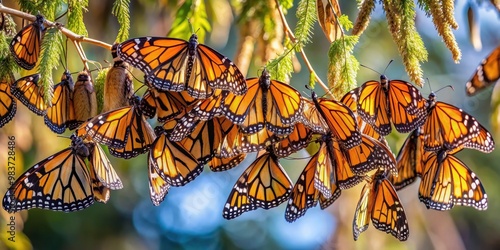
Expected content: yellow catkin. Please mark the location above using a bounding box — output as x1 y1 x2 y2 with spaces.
352 0 376 36
443 0 459 29
428 0 461 62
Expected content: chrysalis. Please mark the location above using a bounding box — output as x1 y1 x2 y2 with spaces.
102 44 134 113
73 71 98 122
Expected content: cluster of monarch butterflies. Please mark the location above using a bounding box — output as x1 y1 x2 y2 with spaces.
1 13 498 242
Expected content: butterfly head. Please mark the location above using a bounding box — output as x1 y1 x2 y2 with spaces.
188 34 199 51
259 68 271 89
154 126 165 137
380 74 389 89
70 135 90 158
61 70 74 89
34 14 46 31
436 149 448 164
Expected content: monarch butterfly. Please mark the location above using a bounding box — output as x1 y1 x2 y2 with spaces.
389 128 425 190
9 14 46 70
340 87 382 140
418 149 488 211
2 135 94 212
423 92 495 153
117 34 247 99
44 71 80 134
353 169 409 241
357 75 427 136
11 74 47 115
149 126 203 187
169 89 227 141
308 90 361 148
466 45 500 96
102 44 134 113
0 75 16 128
147 155 170 206
218 126 281 158
223 148 293 219
285 143 341 222
73 71 98 122
208 154 246 172
222 69 303 136
77 95 154 155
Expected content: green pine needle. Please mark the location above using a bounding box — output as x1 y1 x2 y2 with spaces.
38 29 63 107
294 0 317 48
112 0 130 43
68 0 89 36
328 35 360 99
168 0 211 42
266 38 295 82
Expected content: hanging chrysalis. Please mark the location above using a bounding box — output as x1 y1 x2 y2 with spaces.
102 43 134 113
73 71 98 122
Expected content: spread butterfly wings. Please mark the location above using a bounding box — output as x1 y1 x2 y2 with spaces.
44 72 78 134
9 14 45 70
2 136 94 212
0 77 16 128
466 45 500 96
390 128 424 190
117 35 246 99
223 70 303 135
149 129 203 186
418 150 488 211
423 95 495 153
11 74 47 115
357 76 426 136
353 170 409 241
223 150 292 219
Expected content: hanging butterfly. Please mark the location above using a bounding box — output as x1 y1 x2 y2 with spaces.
9 14 46 70
304 90 361 148
357 74 427 136
353 169 409 241
77 95 155 159
73 71 98 122
44 71 80 134
218 126 281 158
422 92 495 153
222 69 303 136
11 74 47 116
149 126 203 187
389 127 425 190
466 45 500 96
0 75 16 128
147 154 170 206
285 142 341 222
102 43 134 113
223 148 293 219
117 34 247 99
86 139 123 190
2 135 95 212
418 149 488 211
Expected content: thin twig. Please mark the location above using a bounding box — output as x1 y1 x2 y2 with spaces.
273 0 333 99
0 4 112 71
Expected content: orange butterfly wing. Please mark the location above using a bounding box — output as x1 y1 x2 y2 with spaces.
11 74 47 115
0 76 16 127
390 128 424 190
466 45 500 95
9 15 45 70
44 71 78 134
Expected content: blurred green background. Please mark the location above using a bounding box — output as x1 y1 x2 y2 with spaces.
1 0 500 249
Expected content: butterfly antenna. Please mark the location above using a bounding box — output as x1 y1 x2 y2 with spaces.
56 134 71 139
360 64 383 76
383 59 394 75
435 85 454 94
